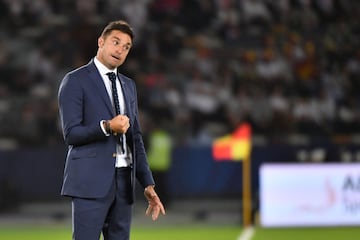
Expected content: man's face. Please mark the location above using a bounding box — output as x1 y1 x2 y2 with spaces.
97 30 132 70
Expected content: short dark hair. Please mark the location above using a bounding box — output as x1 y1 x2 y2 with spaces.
101 20 134 41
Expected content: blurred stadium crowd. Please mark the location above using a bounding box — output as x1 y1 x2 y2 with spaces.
0 0 359 148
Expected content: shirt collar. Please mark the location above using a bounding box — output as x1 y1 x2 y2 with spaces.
94 57 117 76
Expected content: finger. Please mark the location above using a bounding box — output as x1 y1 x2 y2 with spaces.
152 206 160 221
153 198 165 215
160 204 166 215
155 200 165 215
121 115 129 122
145 205 153 216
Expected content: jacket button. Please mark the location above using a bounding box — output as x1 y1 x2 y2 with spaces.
112 153 116 157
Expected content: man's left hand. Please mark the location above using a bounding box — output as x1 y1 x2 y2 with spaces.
144 185 166 221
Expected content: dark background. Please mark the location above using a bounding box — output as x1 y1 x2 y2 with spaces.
0 0 359 215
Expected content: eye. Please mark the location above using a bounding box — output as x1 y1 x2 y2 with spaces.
113 40 120 45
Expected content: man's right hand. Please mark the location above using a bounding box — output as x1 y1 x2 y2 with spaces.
109 115 130 134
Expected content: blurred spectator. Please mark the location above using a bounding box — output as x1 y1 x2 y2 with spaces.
249 88 272 133
119 0 151 38
185 69 219 136
0 0 359 148
146 120 173 207
240 0 272 26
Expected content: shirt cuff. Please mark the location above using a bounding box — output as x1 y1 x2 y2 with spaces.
100 120 110 136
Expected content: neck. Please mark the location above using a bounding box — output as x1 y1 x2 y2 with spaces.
95 55 116 71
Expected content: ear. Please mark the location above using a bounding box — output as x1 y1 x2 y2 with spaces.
98 37 104 48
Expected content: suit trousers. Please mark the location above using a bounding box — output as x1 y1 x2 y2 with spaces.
72 167 133 240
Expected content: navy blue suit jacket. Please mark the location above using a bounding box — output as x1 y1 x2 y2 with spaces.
58 59 154 200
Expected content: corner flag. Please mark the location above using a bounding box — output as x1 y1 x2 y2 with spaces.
212 123 252 161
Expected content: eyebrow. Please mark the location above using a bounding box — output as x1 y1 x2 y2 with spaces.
111 36 132 46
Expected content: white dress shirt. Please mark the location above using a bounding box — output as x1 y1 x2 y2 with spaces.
94 57 132 167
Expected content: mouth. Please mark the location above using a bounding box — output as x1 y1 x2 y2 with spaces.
111 55 120 61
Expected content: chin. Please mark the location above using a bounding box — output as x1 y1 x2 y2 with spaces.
112 60 123 68
117 59 124 65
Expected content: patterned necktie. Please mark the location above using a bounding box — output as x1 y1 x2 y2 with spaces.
107 72 125 153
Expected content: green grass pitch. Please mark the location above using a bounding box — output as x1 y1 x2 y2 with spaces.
1 224 360 240
0 225 241 240
252 226 360 240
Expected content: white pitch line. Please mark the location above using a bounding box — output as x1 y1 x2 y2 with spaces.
237 226 255 240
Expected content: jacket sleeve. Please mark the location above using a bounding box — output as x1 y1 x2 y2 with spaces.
128 79 155 188
58 72 106 146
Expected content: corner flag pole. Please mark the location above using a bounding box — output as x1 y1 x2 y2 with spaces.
243 154 252 227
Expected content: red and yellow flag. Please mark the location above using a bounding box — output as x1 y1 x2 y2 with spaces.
212 123 252 161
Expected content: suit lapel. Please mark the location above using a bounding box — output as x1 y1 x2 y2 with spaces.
86 60 114 115
117 73 132 119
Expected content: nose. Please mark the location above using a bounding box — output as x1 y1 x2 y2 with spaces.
116 44 130 54
116 46 124 54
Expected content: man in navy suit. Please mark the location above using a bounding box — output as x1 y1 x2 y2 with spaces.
58 20 165 240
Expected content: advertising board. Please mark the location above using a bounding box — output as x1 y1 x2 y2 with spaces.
260 163 360 227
